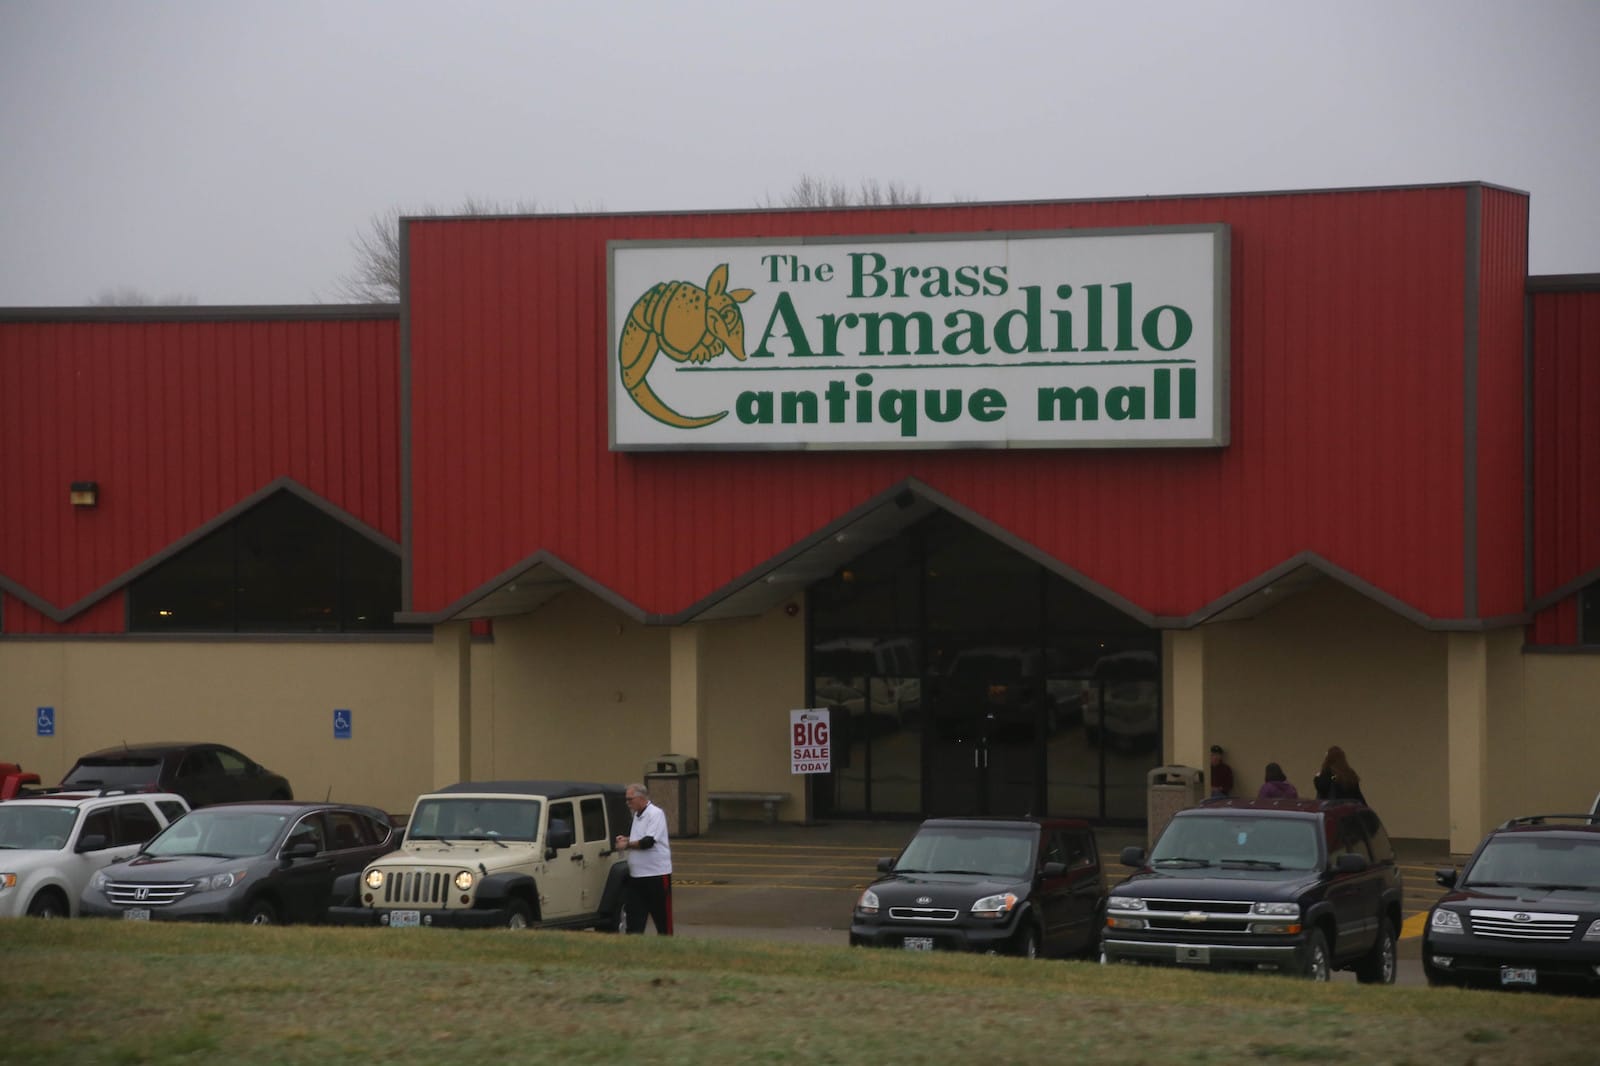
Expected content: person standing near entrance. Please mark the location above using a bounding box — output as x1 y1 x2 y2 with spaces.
615 782 673 935
1313 745 1366 804
1208 745 1234 798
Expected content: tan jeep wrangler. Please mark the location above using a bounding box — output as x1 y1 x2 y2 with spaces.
328 780 630 930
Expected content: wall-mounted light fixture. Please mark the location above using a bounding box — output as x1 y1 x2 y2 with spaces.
69 481 99 508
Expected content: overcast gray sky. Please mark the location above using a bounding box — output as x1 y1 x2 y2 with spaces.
1 0 1595 306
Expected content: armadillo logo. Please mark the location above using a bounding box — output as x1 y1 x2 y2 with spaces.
617 263 754 428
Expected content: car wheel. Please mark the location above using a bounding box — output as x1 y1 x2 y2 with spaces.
1355 918 1397 984
1301 929 1331 981
504 899 532 930
26 889 67 918
1015 924 1040 959
245 899 279 925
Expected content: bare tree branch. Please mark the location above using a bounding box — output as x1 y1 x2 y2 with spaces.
88 287 198 306
329 198 543 303
761 174 927 209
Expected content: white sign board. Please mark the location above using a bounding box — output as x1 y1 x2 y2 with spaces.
609 226 1228 451
790 708 831 775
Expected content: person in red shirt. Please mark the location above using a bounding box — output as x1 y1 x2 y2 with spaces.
1208 744 1234 797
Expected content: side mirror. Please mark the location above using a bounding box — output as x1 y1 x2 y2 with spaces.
1040 861 1067 878
283 840 318 861
1434 866 1458 889
876 857 895 873
75 833 109 853
545 846 558 860
1120 845 1146 867
547 820 575 851
1334 852 1368 874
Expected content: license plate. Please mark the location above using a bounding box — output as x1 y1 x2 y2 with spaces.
1501 966 1537 987
388 910 421 928
1177 945 1210 964
123 908 151 921
903 937 934 951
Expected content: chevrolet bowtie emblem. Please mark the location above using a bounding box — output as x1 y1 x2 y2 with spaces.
1183 911 1206 922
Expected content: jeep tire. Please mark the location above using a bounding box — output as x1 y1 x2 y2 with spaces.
503 899 532 929
1355 917 1397 984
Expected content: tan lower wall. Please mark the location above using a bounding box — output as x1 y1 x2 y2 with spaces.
0 639 433 815
1198 581 1450 840
481 592 670 786
702 601 808 822
1513 651 1600 817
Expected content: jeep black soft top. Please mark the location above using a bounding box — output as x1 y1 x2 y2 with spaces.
430 781 631 845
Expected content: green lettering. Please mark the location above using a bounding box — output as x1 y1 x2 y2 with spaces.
752 291 814 358
995 286 1043 354
1106 386 1145 420
941 310 990 355
879 389 919 437
850 252 888 298
736 391 773 424
1142 305 1193 351
968 388 1006 422
861 311 936 356
1036 386 1100 421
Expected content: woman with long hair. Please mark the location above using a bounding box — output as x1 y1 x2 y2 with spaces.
1313 746 1365 804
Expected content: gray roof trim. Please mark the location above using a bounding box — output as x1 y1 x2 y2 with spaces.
0 477 399 625
394 550 650 626
1528 566 1600 615
0 305 397 323
1527 273 1600 293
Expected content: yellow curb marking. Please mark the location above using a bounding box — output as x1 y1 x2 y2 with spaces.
1401 912 1429 940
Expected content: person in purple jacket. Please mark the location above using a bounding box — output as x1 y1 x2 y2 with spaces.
1256 762 1299 800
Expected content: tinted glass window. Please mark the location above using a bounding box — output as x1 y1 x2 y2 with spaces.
1582 581 1599 645
0 804 77 849
64 757 160 789
215 748 249 776
1358 809 1394 862
548 801 575 847
157 801 188 823
114 802 161 845
128 490 424 633
326 810 371 850
286 814 326 852
579 797 607 842
79 809 115 849
1157 815 1320 870
175 750 221 780
409 798 540 842
896 826 1035 879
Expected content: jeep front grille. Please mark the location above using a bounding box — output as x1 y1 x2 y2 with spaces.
104 880 192 907
382 868 450 906
1468 909 1578 940
888 906 960 921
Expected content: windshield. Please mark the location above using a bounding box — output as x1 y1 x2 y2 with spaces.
894 827 1035 879
1464 836 1600 890
145 809 287 858
0 804 78 850
408 798 541 842
62 757 160 788
1151 816 1320 871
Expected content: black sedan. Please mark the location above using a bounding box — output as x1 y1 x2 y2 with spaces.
849 817 1105 958
60 742 293 809
80 801 397 924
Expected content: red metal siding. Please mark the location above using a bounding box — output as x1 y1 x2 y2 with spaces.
1529 287 1600 640
0 315 400 633
1473 187 1530 619
407 187 1504 621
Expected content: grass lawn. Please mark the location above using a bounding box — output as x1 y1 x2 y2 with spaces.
2 921 1596 1064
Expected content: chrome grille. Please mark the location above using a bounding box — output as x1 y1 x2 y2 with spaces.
1140 898 1256 933
382 868 448 906
105 880 192 907
888 906 959 922
1468 909 1577 940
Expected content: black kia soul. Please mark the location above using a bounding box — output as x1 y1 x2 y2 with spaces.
850 817 1106 958
1102 798 1403 982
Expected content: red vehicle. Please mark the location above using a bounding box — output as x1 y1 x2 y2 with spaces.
1 762 43 800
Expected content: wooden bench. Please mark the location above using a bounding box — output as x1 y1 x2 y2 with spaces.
706 791 791 827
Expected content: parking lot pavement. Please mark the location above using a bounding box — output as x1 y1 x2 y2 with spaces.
669 820 1464 960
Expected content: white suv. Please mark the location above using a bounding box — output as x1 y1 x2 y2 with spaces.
0 791 190 917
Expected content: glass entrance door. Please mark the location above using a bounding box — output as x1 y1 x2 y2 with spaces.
923 640 1044 816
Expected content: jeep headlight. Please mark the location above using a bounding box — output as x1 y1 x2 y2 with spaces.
454 870 475 892
364 869 385 890
1252 901 1300 917
855 888 880 916
1430 909 1464 934
971 892 1018 920
193 871 246 893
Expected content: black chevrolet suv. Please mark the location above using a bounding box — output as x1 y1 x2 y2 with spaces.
850 817 1106 958
1424 814 1600 993
1102 798 1402 982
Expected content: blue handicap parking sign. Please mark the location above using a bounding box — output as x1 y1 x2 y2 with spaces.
37 707 55 736
334 709 352 739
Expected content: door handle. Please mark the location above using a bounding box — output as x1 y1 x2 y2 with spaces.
570 853 585 862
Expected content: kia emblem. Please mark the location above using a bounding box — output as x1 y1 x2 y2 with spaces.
915 896 933 906
1513 912 1532 922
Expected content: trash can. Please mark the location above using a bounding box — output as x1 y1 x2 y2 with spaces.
1146 765 1204 850
644 754 701 839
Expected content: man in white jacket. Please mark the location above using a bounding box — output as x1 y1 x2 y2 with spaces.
614 782 673 934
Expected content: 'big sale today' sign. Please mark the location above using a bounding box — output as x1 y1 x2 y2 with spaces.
790 709 831 774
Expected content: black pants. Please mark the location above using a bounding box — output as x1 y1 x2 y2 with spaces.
623 872 673 935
